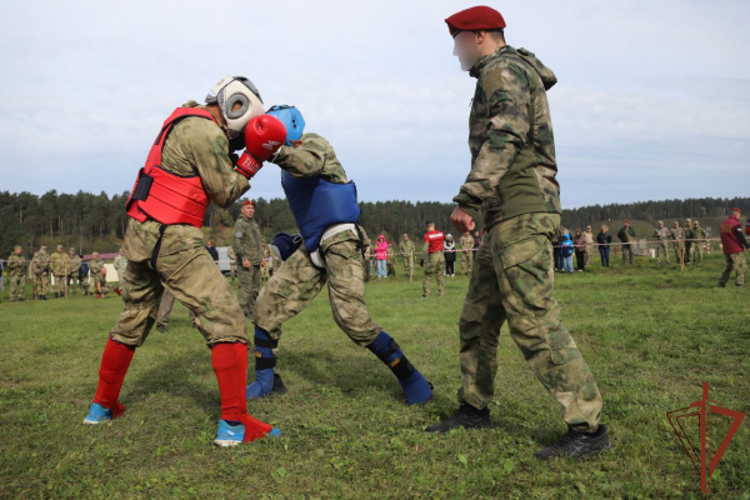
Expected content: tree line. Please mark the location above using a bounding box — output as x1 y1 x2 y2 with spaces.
1 190 748 258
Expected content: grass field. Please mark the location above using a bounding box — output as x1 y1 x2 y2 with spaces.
1 252 749 498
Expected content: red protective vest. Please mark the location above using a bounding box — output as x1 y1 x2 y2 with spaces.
720 217 744 255
126 108 218 227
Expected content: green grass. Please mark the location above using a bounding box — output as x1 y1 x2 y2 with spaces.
1 253 749 498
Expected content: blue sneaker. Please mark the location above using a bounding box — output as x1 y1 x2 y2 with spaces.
83 402 112 425
214 419 281 447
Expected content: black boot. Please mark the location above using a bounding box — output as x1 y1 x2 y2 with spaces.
535 425 611 460
425 404 492 433
272 373 288 395
156 325 168 333
55 292 60 298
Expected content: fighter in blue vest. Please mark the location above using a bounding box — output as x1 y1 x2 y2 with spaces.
246 105 433 406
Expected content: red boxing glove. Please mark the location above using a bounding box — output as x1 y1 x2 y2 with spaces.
235 115 287 179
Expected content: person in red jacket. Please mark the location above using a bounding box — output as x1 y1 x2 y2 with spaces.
718 208 749 287
422 221 446 298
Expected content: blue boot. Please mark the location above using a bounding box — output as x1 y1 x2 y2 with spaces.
367 331 433 405
246 326 280 399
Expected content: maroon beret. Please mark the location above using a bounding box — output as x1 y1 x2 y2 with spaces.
731 207 742 214
445 6 506 37
243 199 255 207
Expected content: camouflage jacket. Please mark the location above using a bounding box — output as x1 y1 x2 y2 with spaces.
69 255 81 274
454 45 561 229
233 215 262 266
399 240 416 255
6 253 26 276
88 258 106 275
459 234 475 250
32 251 50 275
273 133 348 184
113 255 128 276
693 226 707 239
123 101 249 264
671 227 685 241
50 251 70 275
653 227 671 242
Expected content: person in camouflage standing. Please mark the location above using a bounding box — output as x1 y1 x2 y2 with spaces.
233 199 263 320
583 225 595 267
245 105 433 407
684 218 694 265
7 246 27 301
653 221 671 265
227 245 237 283
427 6 609 460
363 237 374 282
68 248 83 295
399 233 416 281
88 252 110 298
114 248 128 285
386 241 398 277
459 231 475 275
692 220 706 264
260 240 271 280
422 221 445 298
32 245 51 300
82 76 284 446
50 244 70 298
671 220 686 264
618 220 636 265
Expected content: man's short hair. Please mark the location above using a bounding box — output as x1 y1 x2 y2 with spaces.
482 29 505 43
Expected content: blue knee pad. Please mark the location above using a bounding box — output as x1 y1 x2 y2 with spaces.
367 331 432 405
246 326 277 399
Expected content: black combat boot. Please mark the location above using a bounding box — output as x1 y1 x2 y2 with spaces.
535 425 611 460
425 404 492 433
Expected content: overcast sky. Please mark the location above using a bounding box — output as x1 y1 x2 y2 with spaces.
1 0 748 209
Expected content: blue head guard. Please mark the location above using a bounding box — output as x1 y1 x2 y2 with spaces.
266 105 305 146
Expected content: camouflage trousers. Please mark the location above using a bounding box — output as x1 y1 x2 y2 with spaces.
34 273 50 296
621 244 634 265
260 262 270 280
237 264 261 321
693 242 704 264
719 252 747 286
673 242 685 264
110 245 247 347
254 232 381 347
68 275 86 295
402 253 414 280
8 274 25 300
53 274 68 296
423 251 445 297
461 249 474 275
458 213 603 433
656 243 670 264
584 246 593 267
89 274 109 295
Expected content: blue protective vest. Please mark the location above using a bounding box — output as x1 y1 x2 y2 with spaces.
281 171 361 252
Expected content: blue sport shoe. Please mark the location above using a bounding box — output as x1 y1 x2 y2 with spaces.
214 419 281 447
83 402 112 425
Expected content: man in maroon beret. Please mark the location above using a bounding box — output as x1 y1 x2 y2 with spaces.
429 6 610 461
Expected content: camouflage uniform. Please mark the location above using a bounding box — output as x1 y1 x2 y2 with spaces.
111 101 250 347
684 218 694 264
227 245 237 282
386 245 397 276
451 46 602 433
88 256 109 295
363 240 374 282
113 253 128 283
233 213 262 320
617 225 636 265
671 223 686 263
50 245 70 297
31 247 51 298
399 237 416 280
261 242 271 280
582 227 595 267
68 249 84 295
653 224 671 264
254 133 380 347
6 248 26 301
459 233 475 275
692 222 706 264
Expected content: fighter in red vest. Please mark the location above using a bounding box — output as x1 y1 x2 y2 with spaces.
422 221 446 298
718 207 749 287
84 76 288 447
